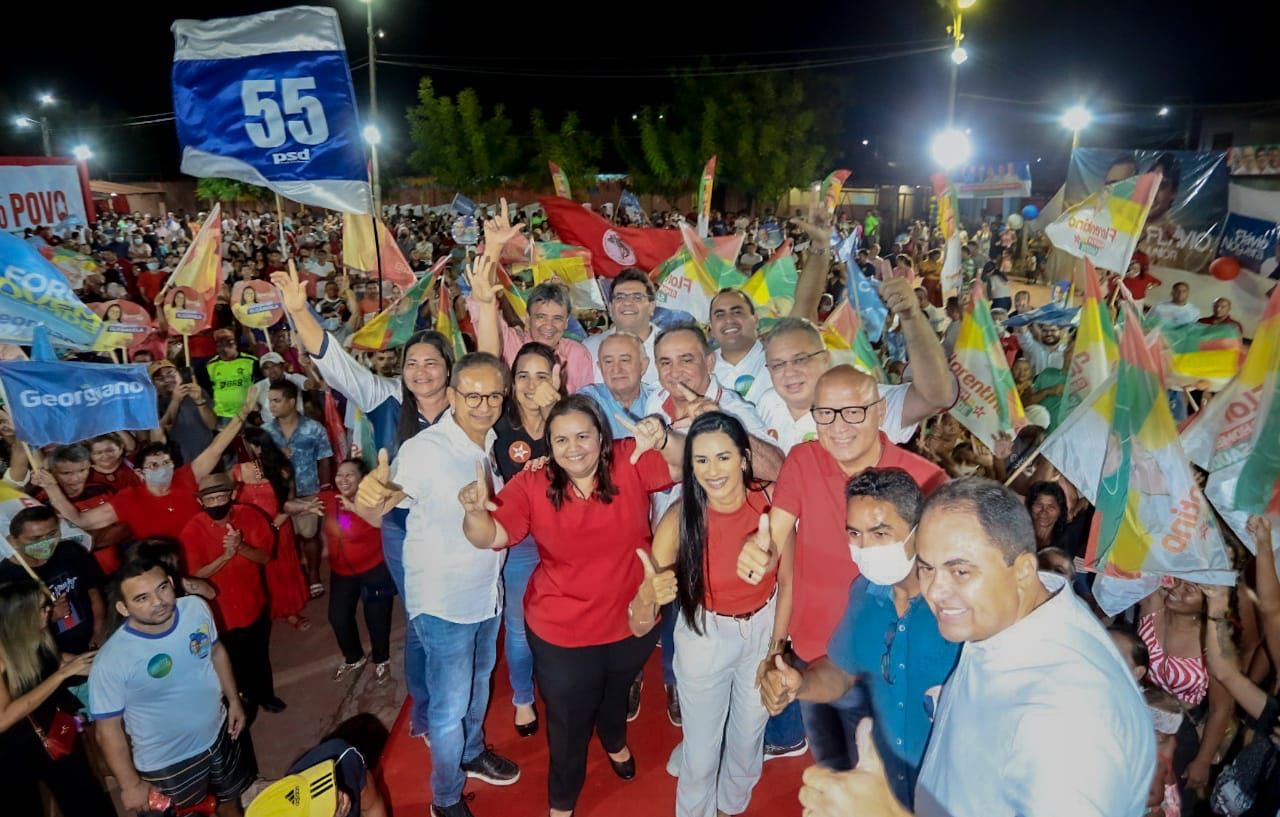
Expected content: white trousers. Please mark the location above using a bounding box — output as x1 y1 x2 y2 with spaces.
673 594 775 817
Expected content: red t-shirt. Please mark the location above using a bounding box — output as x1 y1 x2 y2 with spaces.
704 490 775 615
320 490 384 576
107 464 203 541
136 269 168 305
773 436 947 661
179 505 272 631
492 439 675 648
87 464 143 493
1114 270 1162 301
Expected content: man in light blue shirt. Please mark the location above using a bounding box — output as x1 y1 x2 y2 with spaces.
798 478 1154 817
577 332 656 439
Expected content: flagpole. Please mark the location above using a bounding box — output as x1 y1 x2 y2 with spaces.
273 194 289 259
7 547 54 601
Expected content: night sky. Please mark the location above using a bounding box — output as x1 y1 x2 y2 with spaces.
0 0 1271 193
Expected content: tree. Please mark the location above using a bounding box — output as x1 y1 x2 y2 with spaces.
404 78 521 193
524 110 602 196
195 178 271 206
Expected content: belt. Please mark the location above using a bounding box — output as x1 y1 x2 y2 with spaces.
711 589 776 621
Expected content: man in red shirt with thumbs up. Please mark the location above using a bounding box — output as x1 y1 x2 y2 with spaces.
181 472 285 718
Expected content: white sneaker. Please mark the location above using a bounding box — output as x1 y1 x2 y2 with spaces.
333 656 368 681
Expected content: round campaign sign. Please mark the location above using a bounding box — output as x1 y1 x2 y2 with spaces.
756 219 785 251
162 286 207 336
231 280 284 329
91 300 153 352
452 215 480 246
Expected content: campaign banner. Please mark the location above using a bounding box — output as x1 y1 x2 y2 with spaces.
0 231 103 348
1227 145 1280 176
91 300 153 352
0 360 159 446
954 161 1032 199
172 6 371 214
1067 149 1228 274
1215 212 1280 274
0 158 93 231
231 280 284 329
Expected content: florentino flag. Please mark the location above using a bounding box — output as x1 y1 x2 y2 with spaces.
549 162 571 199
538 196 683 278
0 232 104 349
820 300 883 381
1144 319 1243 389
741 242 798 319
946 287 1026 451
342 215 419 291
696 156 717 238
930 173 963 300
528 242 605 311
1044 171 1160 272
172 6 371 214
1181 282 1280 549
436 281 468 360
349 257 444 351
1057 259 1118 427
162 204 224 336
652 226 744 319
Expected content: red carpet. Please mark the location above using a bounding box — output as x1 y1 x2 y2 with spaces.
376 646 809 816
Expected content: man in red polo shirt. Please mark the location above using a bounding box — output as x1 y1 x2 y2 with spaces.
740 364 946 772
181 472 285 718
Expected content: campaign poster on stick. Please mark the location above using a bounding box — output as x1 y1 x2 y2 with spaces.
162 286 206 336
91 300 153 352
1067 149 1228 274
230 280 284 329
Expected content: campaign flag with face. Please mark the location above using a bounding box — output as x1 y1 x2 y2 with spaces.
160 205 223 336
696 155 717 238
530 242 606 311
931 173 963 300
172 6 371 213
1044 171 1160 273
652 226 744 319
0 356 159 446
342 214 418 291
946 288 1026 450
0 231 104 349
37 245 99 290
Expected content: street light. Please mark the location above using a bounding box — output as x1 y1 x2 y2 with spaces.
951 46 968 65
944 0 974 126
861 139 870 146
1062 103 1092 150
931 128 973 170
362 124 382 145
13 114 52 156
72 144 93 162
361 0 381 217
38 93 55 107
1158 105 1170 117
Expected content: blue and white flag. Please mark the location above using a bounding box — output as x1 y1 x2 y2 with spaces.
0 231 103 349
0 360 159 446
172 6 371 214
835 231 888 342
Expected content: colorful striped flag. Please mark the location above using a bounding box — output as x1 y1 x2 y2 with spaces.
348 257 443 351
1057 259 1118 427
1045 171 1160 273
930 173 963 300
530 242 605 310
696 156 717 238
496 263 528 323
1144 319 1243 389
1182 282 1280 549
436 281 468 360
161 204 223 336
549 161 571 199
37 245 100 290
741 244 799 320
819 299 883 380
652 226 743 320
946 288 1026 450
819 169 851 217
342 214 419 291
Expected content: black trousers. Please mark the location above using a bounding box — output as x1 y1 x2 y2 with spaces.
328 563 395 665
528 624 660 812
220 613 275 706
2 731 113 817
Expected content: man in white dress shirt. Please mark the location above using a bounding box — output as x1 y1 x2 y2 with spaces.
798 477 1154 817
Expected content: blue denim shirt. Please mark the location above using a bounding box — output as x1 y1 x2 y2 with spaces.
827 576 960 806
264 416 334 496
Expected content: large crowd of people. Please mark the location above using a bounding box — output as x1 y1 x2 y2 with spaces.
0 191 1276 817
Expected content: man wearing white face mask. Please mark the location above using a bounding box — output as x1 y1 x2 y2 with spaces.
759 468 959 809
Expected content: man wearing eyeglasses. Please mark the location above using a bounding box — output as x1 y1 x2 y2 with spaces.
740 366 946 773
358 352 521 817
759 468 958 807
583 269 660 387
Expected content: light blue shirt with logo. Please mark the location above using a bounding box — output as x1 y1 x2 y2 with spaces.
88 595 225 772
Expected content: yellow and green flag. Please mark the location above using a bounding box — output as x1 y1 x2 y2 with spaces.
436 281 467 360
819 169 851 217
819 299 882 381
742 242 798 319
549 161 571 199
946 288 1025 450
1057 259 1118 427
531 242 605 310
349 257 443 351
696 155 716 238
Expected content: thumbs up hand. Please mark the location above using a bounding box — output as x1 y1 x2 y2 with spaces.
459 460 498 514
356 449 400 510
636 549 677 606
759 653 803 714
736 513 775 585
531 363 562 410
797 720 908 817
222 525 242 556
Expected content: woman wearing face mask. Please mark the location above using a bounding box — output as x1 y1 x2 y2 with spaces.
86 433 142 491
629 412 788 817
461 395 683 817
0 581 109 817
234 427 317 631
272 261 453 741
492 342 561 737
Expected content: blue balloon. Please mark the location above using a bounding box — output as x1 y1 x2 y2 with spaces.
1021 204 1040 221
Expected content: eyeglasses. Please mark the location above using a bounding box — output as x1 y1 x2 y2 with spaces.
611 292 651 304
810 398 883 425
881 619 900 684
459 391 506 408
766 349 826 374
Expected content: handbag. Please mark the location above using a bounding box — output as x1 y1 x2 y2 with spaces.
29 708 78 760
1210 731 1278 817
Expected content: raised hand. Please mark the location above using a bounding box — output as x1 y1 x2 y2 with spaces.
788 213 834 249
798 720 907 817
635 549 677 606
531 363 562 410
459 460 498 514
991 431 1014 462
270 260 308 314
736 514 775 586
482 197 526 252
1247 515 1273 551
879 276 919 319
356 449 399 509
616 414 668 464
760 654 803 713
465 254 504 304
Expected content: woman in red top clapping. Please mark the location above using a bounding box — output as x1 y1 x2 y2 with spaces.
629 411 791 817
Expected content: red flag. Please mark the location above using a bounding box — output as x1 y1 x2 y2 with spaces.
323 390 349 462
539 196 684 278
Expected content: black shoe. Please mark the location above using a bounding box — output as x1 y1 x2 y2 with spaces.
608 749 636 780
431 795 476 817
515 704 539 738
626 676 643 722
665 683 681 727
462 748 521 786
764 737 808 761
260 696 287 714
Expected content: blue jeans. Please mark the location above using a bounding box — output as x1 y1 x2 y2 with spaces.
764 700 806 749
382 507 430 736
502 537 540 707
795 657 869 771
659 601 676 686
411 612 501 807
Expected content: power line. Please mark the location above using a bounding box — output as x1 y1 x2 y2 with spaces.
376 38 950 64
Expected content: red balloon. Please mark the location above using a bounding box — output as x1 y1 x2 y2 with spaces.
1210 256 1241 281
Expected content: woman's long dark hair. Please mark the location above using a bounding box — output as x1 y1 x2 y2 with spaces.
396 330 454 449
544 395 619 510
1025 480 1068 550
677 412 759 636
242 426 295 506
506 342 560 430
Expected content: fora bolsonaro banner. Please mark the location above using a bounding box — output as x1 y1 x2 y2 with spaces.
0 360 159 446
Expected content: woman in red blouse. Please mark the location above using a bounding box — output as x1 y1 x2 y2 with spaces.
629 411 791 817
460 395 683 817
86 433 142 492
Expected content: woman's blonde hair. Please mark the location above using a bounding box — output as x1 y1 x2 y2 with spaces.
0 581 59 697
